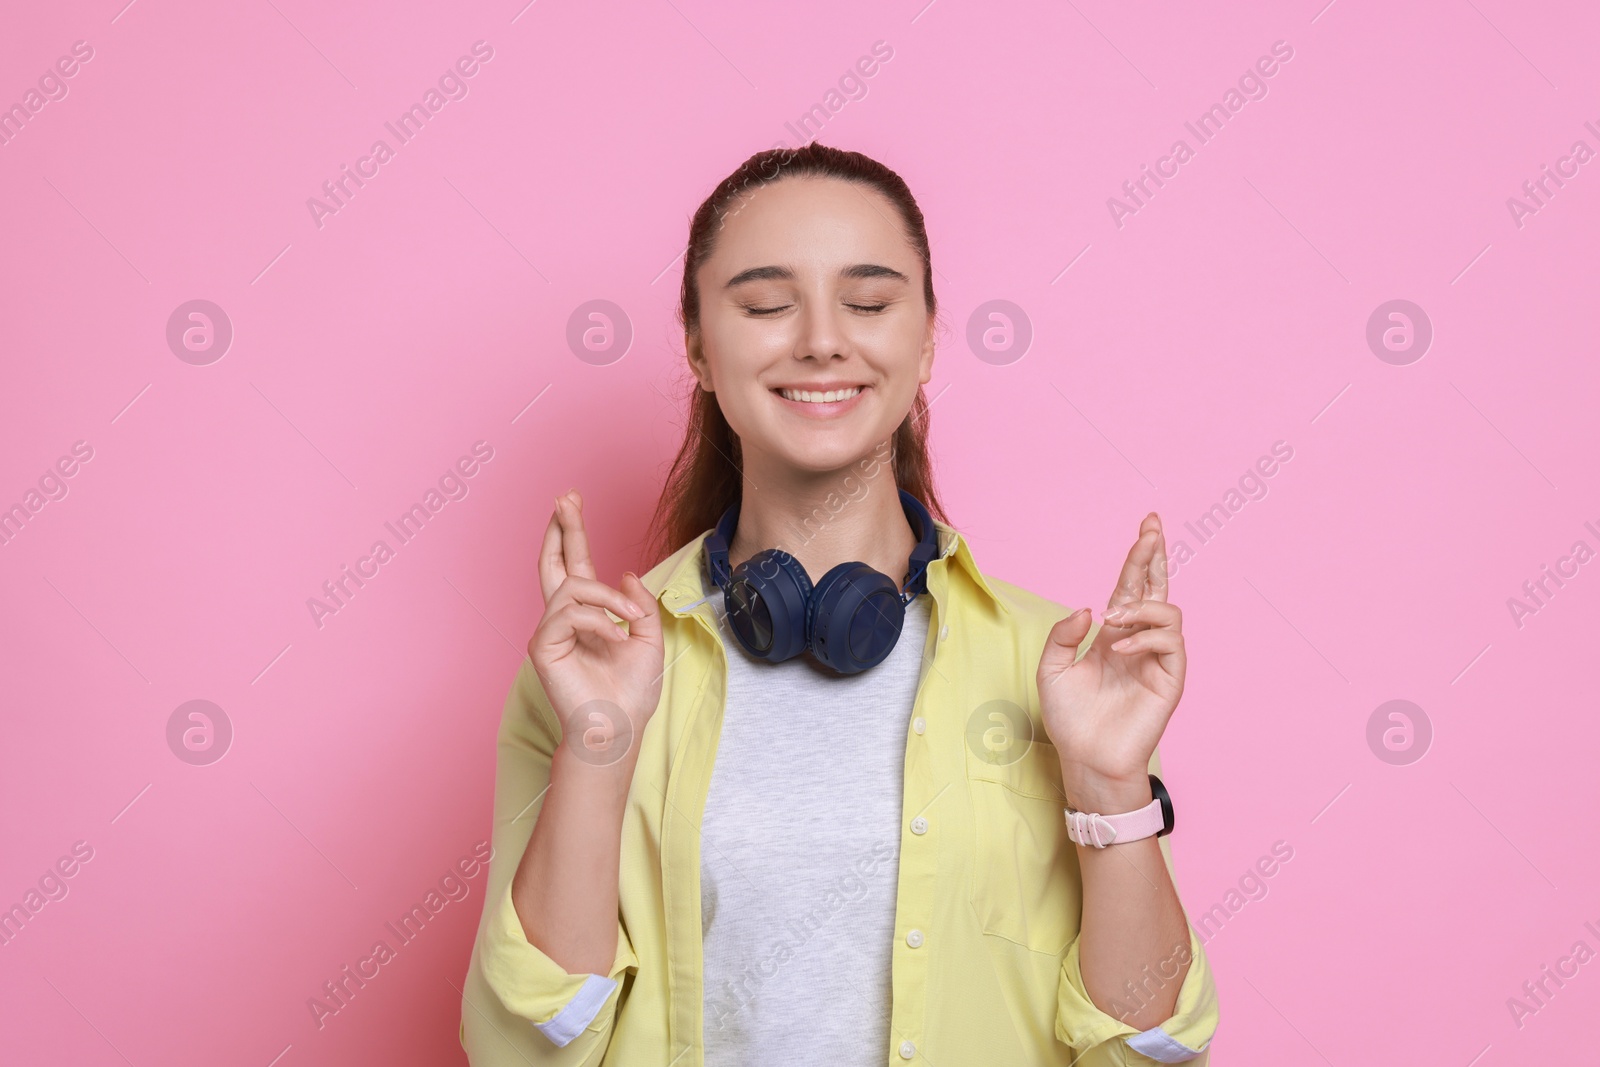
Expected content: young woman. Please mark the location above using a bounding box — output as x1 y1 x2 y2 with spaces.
459 143 1219 1066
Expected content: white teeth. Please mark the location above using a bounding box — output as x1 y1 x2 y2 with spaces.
780 387 862 404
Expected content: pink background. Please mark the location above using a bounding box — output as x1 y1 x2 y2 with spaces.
3 0 1598 1063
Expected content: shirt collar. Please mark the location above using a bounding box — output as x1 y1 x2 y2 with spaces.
645 517 1012 618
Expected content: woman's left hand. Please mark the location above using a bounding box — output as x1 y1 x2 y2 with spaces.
1038 512 1186 806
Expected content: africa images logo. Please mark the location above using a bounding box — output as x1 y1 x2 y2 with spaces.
1106 39 1296 229
306 441 494 629
306 41 495 230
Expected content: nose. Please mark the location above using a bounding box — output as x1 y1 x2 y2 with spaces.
794 295 849 362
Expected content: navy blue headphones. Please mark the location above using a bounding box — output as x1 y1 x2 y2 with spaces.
702 489 940 675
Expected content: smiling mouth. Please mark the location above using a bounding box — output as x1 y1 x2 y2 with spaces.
774 386 865 404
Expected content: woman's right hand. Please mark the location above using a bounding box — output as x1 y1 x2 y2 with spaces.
529 489 665 768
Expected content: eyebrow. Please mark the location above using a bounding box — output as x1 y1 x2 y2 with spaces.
723 263 909 288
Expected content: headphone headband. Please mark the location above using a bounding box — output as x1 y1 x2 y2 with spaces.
702 487 940 674
704 488 938 600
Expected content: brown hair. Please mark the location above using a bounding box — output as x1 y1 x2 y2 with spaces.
640 142 950 569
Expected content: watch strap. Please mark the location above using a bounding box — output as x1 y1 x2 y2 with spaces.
1064 774 1173 847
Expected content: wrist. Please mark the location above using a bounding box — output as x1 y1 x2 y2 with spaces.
552 741 637 814
1059 762 1152 815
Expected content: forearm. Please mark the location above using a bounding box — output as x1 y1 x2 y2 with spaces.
510 742 634 976
1063 767 1191 1032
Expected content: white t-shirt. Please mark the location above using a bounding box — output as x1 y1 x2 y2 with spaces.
698 583 933 1064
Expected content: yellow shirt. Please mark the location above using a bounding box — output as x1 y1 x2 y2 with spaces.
459 519 1220 1065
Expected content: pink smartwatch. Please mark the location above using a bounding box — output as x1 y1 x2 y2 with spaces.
1064 774 1175 848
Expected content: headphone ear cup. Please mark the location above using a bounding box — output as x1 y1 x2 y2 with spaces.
809 562 905 675
724 549 813 663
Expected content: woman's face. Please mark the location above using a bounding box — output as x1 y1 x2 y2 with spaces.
687 175 935 478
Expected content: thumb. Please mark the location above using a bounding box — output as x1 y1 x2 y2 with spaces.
1044 608 1094 664
619 571 663 645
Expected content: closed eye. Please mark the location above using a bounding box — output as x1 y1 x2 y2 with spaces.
741 301 889 315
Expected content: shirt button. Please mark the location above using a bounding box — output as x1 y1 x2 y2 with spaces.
939 624 949 641
912 716 926 734
899 1040 916 1059
906 928 924 948
910 816 928 835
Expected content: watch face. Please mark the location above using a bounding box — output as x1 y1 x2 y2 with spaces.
1149 773 1174 836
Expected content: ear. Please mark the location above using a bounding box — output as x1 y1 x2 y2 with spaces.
686 332 714 392
918 310 936 385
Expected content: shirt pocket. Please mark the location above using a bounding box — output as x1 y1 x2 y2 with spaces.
965 736 1080 955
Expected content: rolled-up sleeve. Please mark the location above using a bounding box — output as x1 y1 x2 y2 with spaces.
481 878 638 1045
1055 922 1218 1064
460 657 639 1065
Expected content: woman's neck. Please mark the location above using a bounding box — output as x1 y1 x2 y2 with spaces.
727 457 920 588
